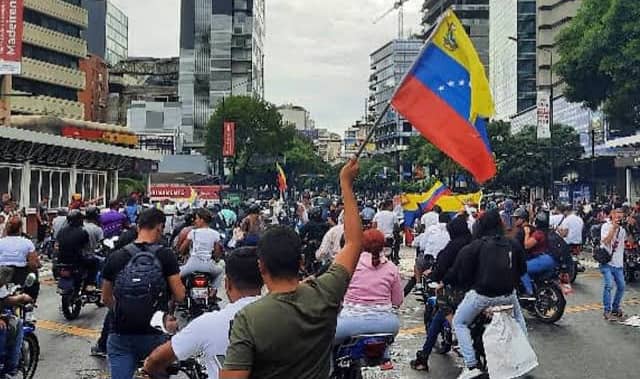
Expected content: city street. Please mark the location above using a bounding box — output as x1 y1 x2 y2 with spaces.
30 249 640 379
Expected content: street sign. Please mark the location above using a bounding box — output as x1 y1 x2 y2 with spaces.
537 91 551 139
0 0 23 75
222 121 235 157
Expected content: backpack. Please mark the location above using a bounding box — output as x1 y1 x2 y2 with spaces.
113 243 167 331
474 236 517 297
546 231 571 268
125 205 139 224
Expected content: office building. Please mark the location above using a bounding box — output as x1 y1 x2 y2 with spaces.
489 0 536 119
82 0 128 66
78 54 108 122
421 0 490 74
314 129 342 164
368 38 422 159
343 120 369 158
179 0 265 145
10 0 89 119
107 57 179 126
278 104 312 131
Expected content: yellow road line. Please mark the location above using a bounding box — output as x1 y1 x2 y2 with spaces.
37 319 100 339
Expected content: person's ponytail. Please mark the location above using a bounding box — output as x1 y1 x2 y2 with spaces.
363 229 385 268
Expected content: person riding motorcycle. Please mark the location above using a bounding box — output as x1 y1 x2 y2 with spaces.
57 210 98 291
239 204 265 241
84 207 104 253
299 207 330 273
511 207 531 248
360 200 376 228
178 209 224 289
520 211 557 297
208 204 227 232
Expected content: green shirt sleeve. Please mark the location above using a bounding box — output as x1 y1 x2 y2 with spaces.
223 310 255 371
312 264 351 308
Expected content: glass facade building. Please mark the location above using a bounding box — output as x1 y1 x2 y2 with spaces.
82 0 128 66
369 39 422 156
179 0 265 145
489 0 536 119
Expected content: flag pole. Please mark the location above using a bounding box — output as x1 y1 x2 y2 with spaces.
354 9 452 160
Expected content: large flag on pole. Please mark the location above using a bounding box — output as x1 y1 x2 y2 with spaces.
391 10 496 183
276 162 287 192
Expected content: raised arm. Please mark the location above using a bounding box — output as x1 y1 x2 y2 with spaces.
333 159 363 276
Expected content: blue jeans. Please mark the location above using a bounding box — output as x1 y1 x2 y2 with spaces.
521 254 556 294
107 333 167 379
422 309 448 356
453 290 527 368
334 310 399 359
600 264 625 313
0 318 24 375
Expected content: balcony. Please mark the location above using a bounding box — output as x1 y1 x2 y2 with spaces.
11 91 85 120
21 57 85 90
24 0 88 28
23 22 87 58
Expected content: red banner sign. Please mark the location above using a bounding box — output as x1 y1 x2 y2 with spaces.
150 185 225 201
0 0 23 75
222 121 236 157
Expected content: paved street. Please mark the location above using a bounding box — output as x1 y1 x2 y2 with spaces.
31 249 640 379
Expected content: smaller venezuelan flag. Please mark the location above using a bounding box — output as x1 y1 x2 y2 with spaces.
419 181 452 212
391 10 496 183
276 162 287 192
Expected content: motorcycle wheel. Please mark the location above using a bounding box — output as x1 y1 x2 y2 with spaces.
533 283 566 323
19 332 40 379
569 262 578 284
61 294 82 320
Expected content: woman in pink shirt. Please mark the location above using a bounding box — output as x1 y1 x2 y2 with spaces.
334 229 403 360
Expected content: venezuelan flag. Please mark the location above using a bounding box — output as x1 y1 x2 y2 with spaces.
419 181 452 212
391 10 496 183
276 162 287 192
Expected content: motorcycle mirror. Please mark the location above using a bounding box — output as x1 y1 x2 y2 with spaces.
150 311 178 335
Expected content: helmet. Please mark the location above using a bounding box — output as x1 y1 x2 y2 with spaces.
365 200 373 208
534 210 550 229
248 204 261 215
67 209 84 226
309 207 323 222
512 208 529 220
85 206 100 221
57 207 68 217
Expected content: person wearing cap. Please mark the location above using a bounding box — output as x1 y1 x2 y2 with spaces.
0 266 34 378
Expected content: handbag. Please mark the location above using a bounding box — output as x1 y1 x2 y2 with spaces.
593 227 620 264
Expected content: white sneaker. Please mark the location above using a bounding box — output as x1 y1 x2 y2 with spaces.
457 367 483 379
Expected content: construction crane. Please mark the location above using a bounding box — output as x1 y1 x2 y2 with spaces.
373 0 412 39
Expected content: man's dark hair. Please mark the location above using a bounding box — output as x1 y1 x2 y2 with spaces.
194 208 212 224
476 209 504 238
226 247 263 290
137 208 166 230
109 200 120 209
257 226 302 279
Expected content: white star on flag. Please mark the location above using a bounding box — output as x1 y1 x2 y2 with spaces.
447 81 455 87
438 85 445 91
459 80 465 86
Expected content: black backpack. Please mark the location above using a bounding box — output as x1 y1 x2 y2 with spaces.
474 236 517 297
547 230 571 268
114 244 167 331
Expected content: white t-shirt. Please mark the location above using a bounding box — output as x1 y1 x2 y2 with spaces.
421 223 450 258
187 228 220 260
316 224 344 261
420 211 439 228
0 236 35 267
560 213 584 245
373 210 396 238
549 214 565 229
601 221 626 268
172 296 260 379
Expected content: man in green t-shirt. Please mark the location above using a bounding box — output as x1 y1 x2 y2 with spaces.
220 159 362 379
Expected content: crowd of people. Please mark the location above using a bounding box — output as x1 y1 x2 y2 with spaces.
0 166 638 379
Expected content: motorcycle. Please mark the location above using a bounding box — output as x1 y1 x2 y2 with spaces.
55 245 107 320
331 334 395 379
518 266 567 324
6 275 40 379
624 240 640 283
179 272 220 320
567 244 585 283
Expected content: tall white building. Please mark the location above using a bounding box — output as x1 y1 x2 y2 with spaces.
278 104 311 131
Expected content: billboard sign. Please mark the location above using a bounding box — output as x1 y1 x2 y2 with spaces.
222 121 235 157
536 91 551 139
0 0 23 75
150 184 226 201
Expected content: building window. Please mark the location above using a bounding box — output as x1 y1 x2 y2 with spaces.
22 44 78 69
23 9 81 38
13 77 78 101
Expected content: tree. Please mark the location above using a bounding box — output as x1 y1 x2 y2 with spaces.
281 134 332 189
402 136 463 184
556 0 640 134
205 96 295 185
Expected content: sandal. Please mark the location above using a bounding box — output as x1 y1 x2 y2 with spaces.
409 351 429 371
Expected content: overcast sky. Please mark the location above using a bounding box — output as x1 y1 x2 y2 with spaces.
110 0 422 135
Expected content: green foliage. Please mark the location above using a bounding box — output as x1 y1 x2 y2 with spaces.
205 96 295 185
118 177 146 199
402 136 462 179
355 157 397 191
556 0 640 134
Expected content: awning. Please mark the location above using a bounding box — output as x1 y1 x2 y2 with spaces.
0 126 161 171
605 134 640 149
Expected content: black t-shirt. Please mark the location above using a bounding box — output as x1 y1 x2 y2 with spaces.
57 226 89 264
102 242 180 334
